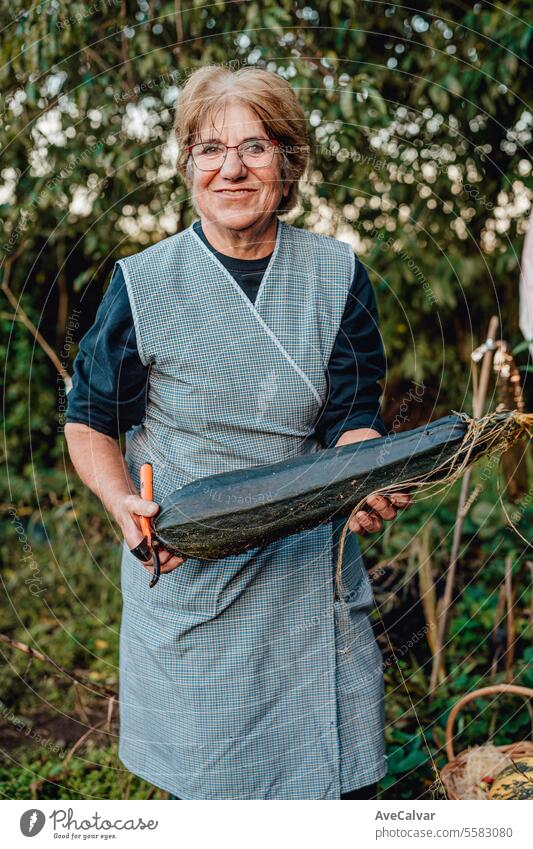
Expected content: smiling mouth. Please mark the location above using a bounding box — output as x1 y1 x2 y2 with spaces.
214 189 257 194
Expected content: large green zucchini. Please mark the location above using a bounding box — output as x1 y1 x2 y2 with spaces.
153 411 529 561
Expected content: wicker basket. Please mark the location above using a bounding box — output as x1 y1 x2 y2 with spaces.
440 684 533 800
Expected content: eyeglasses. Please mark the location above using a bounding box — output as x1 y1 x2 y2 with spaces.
188 137 280 171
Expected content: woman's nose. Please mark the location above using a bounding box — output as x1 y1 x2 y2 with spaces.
219 147 246 178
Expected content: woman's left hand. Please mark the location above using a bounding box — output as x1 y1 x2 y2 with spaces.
347 492 412 535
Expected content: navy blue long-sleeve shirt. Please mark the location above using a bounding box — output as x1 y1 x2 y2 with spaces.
66 220 387 448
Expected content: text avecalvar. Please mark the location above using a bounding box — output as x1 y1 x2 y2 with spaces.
375 811 436 821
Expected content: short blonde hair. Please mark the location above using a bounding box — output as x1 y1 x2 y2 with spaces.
173 65 309 214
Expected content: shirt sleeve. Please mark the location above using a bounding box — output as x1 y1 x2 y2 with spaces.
65 263 149 438
314 255 387 449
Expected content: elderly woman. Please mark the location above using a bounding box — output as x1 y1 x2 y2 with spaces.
65 65 410 801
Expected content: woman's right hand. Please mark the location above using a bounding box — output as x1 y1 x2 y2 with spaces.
116 493 186 575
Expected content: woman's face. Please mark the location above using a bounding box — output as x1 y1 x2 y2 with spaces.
189 99 289 231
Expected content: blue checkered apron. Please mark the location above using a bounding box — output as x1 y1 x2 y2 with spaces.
115 220 387 799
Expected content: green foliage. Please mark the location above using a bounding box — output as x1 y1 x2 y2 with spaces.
360 455 533 799
1 1 532 470
0 744 160 800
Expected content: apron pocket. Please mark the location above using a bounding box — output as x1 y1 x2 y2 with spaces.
334 604 384 690
332 519 375 612
121 542 219 618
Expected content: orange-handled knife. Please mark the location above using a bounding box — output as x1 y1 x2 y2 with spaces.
139 463 161 588
139 463 153 543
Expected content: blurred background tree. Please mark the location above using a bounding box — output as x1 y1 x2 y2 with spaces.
0 0 531 470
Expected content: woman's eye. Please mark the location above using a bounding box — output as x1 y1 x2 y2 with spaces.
244 142 266 154
201 144 223 155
